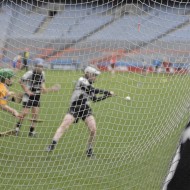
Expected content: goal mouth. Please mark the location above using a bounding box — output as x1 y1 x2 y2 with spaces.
0 1 190 190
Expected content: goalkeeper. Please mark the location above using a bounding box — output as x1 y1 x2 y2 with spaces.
0 68 21 117
47 65 115 157
15 58 61 137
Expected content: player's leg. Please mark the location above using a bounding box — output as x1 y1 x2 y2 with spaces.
22 59 28 71
47 113 75 151
28 106 39 137
25 60 28 71
15 107 30 135
111 64 115 76
12 61 16 69
84 115 97 157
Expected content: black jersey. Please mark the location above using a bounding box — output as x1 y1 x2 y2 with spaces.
70 76 111 107
68 76 111 122
21 71 45 107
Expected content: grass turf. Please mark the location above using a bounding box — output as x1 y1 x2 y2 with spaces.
1 70 190 190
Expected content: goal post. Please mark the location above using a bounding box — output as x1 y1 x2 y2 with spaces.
0 0 190 190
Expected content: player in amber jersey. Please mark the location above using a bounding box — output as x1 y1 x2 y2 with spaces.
0 68 21 117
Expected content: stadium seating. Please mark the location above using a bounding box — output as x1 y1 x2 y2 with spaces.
161 23 190 41
1 3 190 70
0 9 12 51
88 11 188 41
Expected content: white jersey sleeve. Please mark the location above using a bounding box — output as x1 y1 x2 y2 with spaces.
78 77 90 86
21 71 33 81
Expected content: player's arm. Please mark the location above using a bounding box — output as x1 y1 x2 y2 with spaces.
41 83 61 93
80 82 114 102
19 77 34 96
7 91 17 102
39 72 60 94
0 90 21 117
92 87 111 95
81 84 110 95
79 77 114 101
7 91 15 96
41 83 54 93
91 91 114 102
19 79 34 96
0 104 20 117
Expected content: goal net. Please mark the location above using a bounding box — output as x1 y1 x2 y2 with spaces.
0 0 190 189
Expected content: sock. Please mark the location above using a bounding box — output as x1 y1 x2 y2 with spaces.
52 140 57 145
16 122 21 128
87 144 92 150
29 126 35 133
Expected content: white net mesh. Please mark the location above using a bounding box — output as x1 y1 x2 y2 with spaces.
1 0 190 189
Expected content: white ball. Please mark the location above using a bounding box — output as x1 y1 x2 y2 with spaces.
125 96 131 101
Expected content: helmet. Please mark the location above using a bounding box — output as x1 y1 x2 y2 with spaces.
0 68 15 79
84 66 101 76
34 58 44 67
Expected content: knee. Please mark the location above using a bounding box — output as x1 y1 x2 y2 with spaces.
22 112 28 117
32 113 38 118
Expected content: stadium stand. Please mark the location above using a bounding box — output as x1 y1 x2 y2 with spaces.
1 3 190 71
0 9 12 57
161 23 190 42
88 11 188 42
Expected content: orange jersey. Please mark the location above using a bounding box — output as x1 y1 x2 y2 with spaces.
110 57 116 64
0 83 8 105
110 56 117 69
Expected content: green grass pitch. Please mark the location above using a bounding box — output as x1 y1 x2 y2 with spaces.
0 70 190 190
